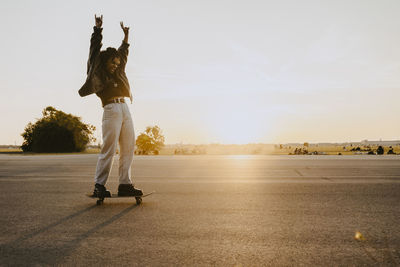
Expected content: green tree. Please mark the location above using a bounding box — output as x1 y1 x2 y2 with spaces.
136 125 165 155
21 106 96 153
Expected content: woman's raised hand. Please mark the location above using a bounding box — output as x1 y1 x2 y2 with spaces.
95 14 103 28
120 21 130 36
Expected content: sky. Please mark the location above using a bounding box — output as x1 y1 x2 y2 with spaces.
1 0 400 145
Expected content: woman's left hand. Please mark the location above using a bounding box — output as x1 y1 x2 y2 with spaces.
120 22 130 36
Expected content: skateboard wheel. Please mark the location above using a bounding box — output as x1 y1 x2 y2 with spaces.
135 197 142 205
96 200 103 205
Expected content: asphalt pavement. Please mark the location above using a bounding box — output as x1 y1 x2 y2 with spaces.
0 154 399 266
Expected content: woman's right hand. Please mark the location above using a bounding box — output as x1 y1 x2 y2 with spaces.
95 14 103 28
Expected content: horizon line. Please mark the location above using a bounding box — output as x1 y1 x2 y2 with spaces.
2 139 400 147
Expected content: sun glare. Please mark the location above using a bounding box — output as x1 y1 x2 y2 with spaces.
210 111 270 144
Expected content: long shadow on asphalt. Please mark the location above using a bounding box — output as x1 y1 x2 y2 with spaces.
6 205 97 246
1 204 139 265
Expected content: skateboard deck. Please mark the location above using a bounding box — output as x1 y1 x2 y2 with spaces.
87 191 155 205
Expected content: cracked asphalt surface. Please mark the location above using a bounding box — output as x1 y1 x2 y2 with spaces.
0 154 399 266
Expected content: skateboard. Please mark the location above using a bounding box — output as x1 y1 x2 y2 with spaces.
87 191 155 205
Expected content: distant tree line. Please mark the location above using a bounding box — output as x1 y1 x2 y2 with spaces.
350 145 395 155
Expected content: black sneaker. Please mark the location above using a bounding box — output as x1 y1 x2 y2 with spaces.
93 183 111 198
118 184 143 196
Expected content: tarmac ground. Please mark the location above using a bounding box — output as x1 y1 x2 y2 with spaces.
0 154 399 266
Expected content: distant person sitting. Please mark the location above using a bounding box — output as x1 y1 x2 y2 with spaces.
78 14 142 198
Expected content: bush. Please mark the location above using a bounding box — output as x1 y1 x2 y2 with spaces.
21 106 95 153
376 146 384 155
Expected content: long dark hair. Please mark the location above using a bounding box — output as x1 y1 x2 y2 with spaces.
98 47 120 77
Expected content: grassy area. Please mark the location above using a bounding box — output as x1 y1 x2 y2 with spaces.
0 148 101 155
0 148 23 153
1 145 399 156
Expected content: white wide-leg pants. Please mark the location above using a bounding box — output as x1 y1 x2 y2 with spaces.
94 102 135 185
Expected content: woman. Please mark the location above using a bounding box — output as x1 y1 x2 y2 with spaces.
79 14 142 197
